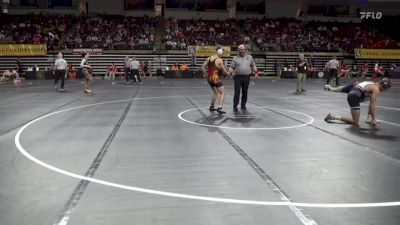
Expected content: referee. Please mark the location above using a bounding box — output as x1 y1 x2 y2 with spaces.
53 52 67 91
326 56 340 86
230 44 258 112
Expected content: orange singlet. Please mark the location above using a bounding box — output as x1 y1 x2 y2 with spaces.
207 56 222 86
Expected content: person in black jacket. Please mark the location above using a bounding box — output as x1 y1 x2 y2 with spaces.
296 54 308 94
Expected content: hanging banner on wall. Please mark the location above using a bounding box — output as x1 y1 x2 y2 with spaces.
0 44 47 56
195 46 231 57
354 48 400 59
72 48 103 55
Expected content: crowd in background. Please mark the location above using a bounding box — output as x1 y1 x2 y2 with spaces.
0 14 399 53
163 18 244 50
0 14 76 50
64 15 159 50
241 18 399 53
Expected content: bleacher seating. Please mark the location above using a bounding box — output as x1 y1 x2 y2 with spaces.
1 15 399 79
0 14 77 50
163 18 245 50
240 18 399 54
1 53 398 79
64 15 159 50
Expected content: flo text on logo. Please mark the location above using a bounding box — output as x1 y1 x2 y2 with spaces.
360 12 383 19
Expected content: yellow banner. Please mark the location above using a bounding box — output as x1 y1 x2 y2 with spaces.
354 48 400 59
0 44 47 56
195 46 231 57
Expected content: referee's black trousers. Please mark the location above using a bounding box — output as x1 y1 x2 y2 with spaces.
54 69 66 89
233 75 250 108
326 68 339 86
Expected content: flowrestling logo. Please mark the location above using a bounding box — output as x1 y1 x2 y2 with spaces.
360 12 383 19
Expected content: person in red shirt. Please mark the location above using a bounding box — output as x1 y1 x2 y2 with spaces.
68 64 77 80
106 63 117 80
180 63 188 71
340 61 350 78
374 63 384 78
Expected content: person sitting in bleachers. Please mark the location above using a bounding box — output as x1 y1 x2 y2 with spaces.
340 61 350 78
106 63 117 80
171 63 179 72
374 63 384 78
68 64 77 80
180 63 188 71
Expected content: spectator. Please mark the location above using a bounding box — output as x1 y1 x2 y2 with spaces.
143 60 150 77
180 63 188 71
171 63 179 71
340 61 350 78
106 63 117 80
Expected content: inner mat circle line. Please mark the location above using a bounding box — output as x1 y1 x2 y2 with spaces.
179 95 318 225
112 81 208 89
14 96 400 208
0 81 84 91
111 81 234 89
178 107 314 130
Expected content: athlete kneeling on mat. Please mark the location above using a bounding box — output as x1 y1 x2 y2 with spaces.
324 78 392 126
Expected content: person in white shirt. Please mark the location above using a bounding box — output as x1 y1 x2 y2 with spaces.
53 52 68 91
80 53 93 93
326 56 340 86
130 57 142 84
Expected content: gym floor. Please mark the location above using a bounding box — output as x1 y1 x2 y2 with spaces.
0 78 399 225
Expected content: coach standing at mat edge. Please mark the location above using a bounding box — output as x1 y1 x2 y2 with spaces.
230 44 258 112
296 54 308 94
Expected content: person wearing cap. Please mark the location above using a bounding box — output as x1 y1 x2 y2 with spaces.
324 78 392 126
201 47 230 114
229 44 258 112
